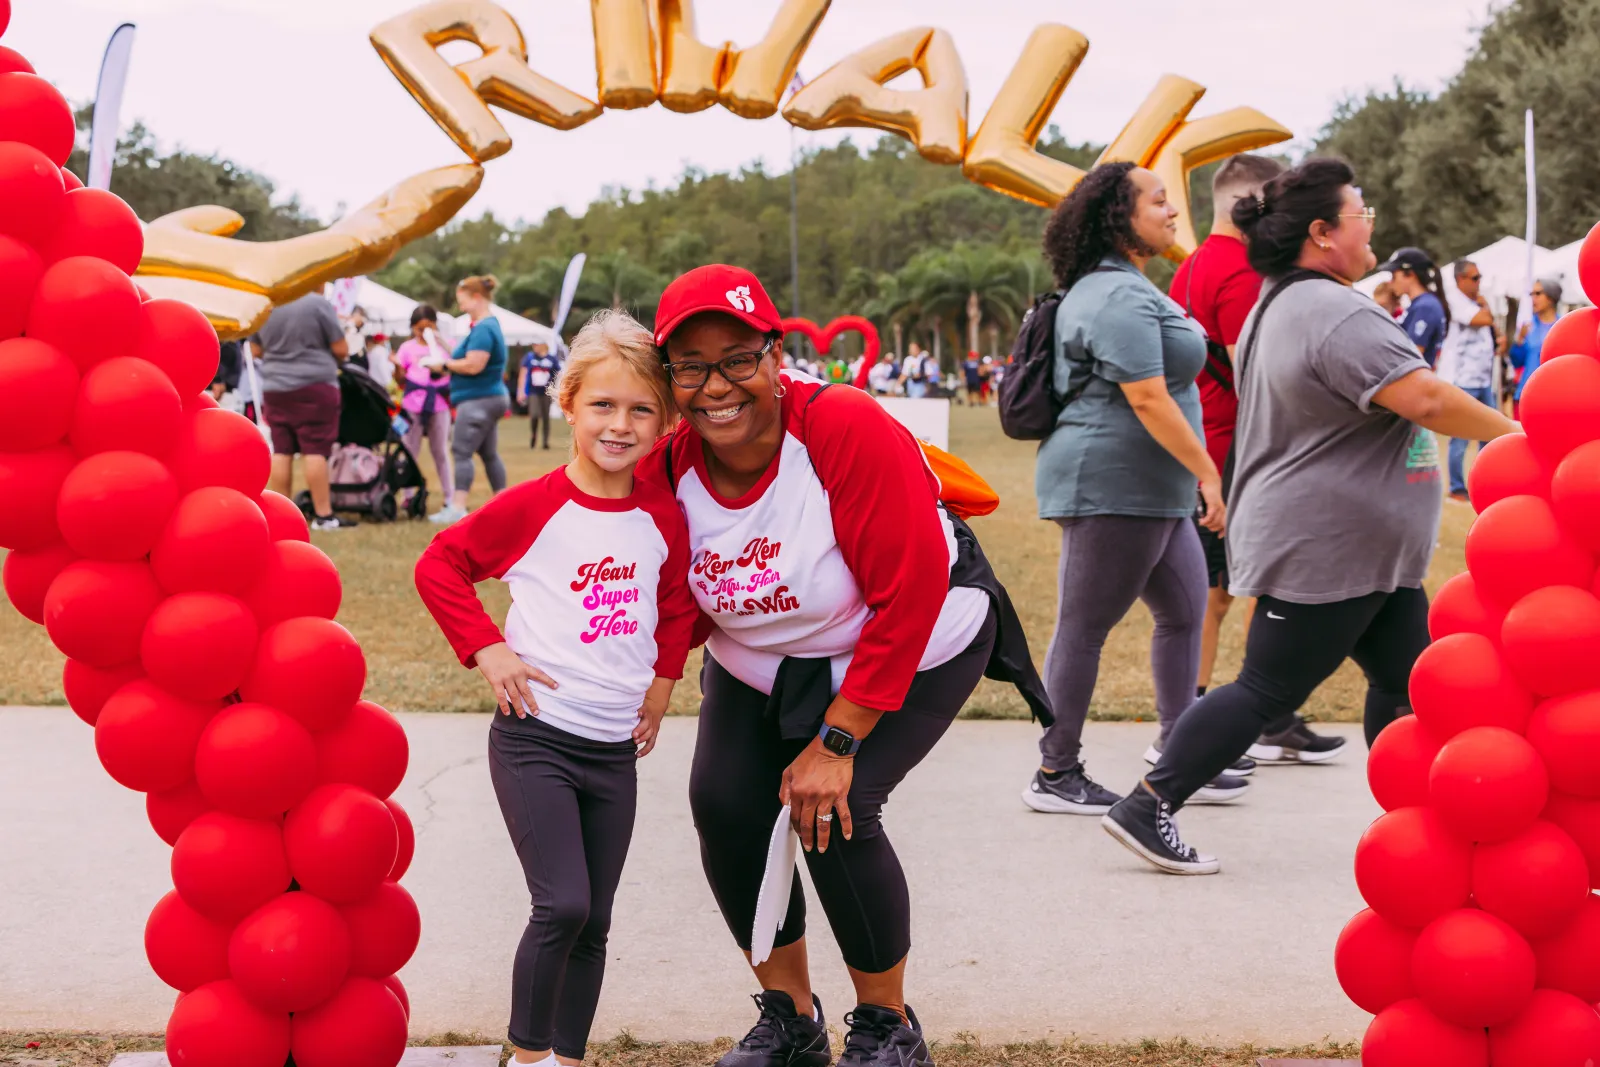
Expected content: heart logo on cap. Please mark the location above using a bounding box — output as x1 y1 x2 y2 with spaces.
726 286 755 313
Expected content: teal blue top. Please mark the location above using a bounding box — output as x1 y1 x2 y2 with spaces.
1509 312 1559 401
1035 255 1208 519
449 316 509 402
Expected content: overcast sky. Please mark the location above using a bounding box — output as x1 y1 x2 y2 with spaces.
10 0 1494 226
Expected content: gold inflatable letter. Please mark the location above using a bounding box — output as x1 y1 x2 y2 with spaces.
961 24 1090 208
1150 108 1292 259
370 0 601 163
783 26 968 166
592 0 658 109
1095 75 1205 167
658 0 831 119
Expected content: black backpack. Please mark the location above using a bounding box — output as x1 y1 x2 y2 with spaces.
999 266 1118 441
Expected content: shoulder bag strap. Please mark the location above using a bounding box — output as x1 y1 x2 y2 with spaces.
1057 265 1125 408
1237 268 1329 373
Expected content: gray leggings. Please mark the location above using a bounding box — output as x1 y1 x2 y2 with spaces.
1038 515 1208 770
452 393 509 495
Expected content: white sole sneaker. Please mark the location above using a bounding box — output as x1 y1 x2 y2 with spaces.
1101 814 1221 875
1144 743 1256 777
1141 743 1163 765
1020 785 1114 816
1189 778 1251 805
1247 742 1344 764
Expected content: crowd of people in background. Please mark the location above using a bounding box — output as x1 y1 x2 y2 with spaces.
788 340 1004 403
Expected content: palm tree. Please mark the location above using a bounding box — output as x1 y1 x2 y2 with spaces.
909 245 1029 361
863 271 921 358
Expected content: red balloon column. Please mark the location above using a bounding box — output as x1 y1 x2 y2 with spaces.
0 34 414 1067
1347 218 1600 1066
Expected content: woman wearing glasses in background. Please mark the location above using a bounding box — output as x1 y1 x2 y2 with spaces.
1103 158 1519 876
637 265 1044 1067
1511 277 1563 419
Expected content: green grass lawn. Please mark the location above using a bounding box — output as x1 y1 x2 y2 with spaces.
0 404 1474 721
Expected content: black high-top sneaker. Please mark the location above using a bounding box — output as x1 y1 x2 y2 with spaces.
838 1004 934 1067
715 991 831 1067
1102 783 1221 875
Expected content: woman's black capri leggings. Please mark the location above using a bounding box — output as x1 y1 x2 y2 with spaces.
690 608 996 974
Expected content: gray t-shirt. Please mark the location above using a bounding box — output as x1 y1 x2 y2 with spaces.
253 294 343 393
1227 275 1441 603
1035 256 1207 519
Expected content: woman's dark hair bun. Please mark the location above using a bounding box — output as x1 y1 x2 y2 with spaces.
1231 157 1355 276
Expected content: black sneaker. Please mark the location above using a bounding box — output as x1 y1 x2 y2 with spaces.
715 991 830 1067
310 513 355 530
1021 764 1122 815
839 1004 933 1067
1142 738 1255 777
1248 717 1346 764
1189 772 1250 805
1102 785 1220 875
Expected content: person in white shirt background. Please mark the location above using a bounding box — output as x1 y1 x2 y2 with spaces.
1437 259 1500 502
898 341 931 398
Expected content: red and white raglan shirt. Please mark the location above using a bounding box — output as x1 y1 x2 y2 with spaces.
414 467 697 742
637 374 991 712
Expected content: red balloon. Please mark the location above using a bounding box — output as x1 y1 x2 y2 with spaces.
1428 572 1506 641
195 703 317 819
285 784 398 904
0 140 62 247
94 680 217 792
26 256 143 370
151 487 271 596
147 779 210 846
40 188 142 273
1489 989 1600 1067
246 540 342 627
0 234 39 344
1552 440 1600 553
1410 633 1534 738
1544 792 1600 890
59 166 80 190
1466 495 1594 607
1430 726 1549 843
1468 434 1551 513
0 338 76 450
289 976 408 1067
184 389 217 412
0 47 32 75
1 539 74 624
229 892 352 1012
70 356 183 458
0 443 74 550
1578 221 1600 309
1472 820 1590 940
136 298 221 398
1540 307 1600 360
340 881 420 978
1534 894 1600 1003
172 812 291 923
44 558 163 667
1336 907 1417 1014
61 658 141 727
381 975 409 1020
318 701 407 799
145 890 231 993
260 489 310 541
140 592 259 701
166 979 291 1067
386 799 413 881
170 408 272 496
56 451 179 561
242 618 367 731
0 0 10 37
1412 908 1535 1027
1523 353 1600 464
1367 714 1443 812
1355 807 1473 928
0 72 74 164
1361 998 1488 1067
1500 585 1600 697
1528 692 1600 798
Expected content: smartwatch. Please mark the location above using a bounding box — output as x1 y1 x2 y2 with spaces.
818 723 861 757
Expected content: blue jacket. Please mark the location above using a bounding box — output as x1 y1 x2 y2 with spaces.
1510 313 1559 400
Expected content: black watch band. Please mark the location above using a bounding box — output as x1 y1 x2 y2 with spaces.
818 723 861 757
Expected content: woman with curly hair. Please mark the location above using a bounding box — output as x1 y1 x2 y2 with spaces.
1022 162 1247 816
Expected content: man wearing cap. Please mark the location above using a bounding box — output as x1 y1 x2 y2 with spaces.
1379 247 1451 369
638 265 1047 1067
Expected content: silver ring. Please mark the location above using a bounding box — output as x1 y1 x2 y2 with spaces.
817 813 833 823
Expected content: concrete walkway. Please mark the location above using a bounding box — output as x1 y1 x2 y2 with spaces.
0 708 1375 1044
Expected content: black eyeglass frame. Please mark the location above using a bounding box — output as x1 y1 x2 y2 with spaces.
661 338 777 389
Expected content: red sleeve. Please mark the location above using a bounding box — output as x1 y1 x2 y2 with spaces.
1214 267 1263 347
646 495 697 679
413 476 560 668
799 384 948 712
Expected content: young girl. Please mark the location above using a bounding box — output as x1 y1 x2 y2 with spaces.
415 309 696 1066
392 305 454 509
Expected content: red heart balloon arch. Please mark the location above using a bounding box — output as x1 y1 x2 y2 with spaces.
781 315 881 389
1347 218 1600 1066
0 30 414 1067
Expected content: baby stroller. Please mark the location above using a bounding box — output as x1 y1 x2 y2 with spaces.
295 365 429 523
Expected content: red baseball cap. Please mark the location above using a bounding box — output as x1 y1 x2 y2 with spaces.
653 264 783 347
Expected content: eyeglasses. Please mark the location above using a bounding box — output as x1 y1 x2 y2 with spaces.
664 339 774 389
1338 208 1378 224
1460 274 1483 283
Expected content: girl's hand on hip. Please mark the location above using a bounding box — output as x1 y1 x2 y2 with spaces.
633 678 676 757
473 642 557 718
781 740 854 854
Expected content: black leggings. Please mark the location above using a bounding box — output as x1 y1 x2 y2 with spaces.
690 609 996 974
1144 586 1430 808
487 718 637 1058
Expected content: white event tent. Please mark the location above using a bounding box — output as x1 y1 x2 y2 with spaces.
327 277 560 348
1356 235 1592 313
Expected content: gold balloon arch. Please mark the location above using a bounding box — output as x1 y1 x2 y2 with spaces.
133 0 1292 339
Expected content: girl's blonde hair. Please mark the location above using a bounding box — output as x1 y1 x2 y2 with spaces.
553 310 677 448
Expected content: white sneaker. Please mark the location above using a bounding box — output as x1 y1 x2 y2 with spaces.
310 513 355 530
429 504 467 525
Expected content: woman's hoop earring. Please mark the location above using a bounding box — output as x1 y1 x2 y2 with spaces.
774 378 788 399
